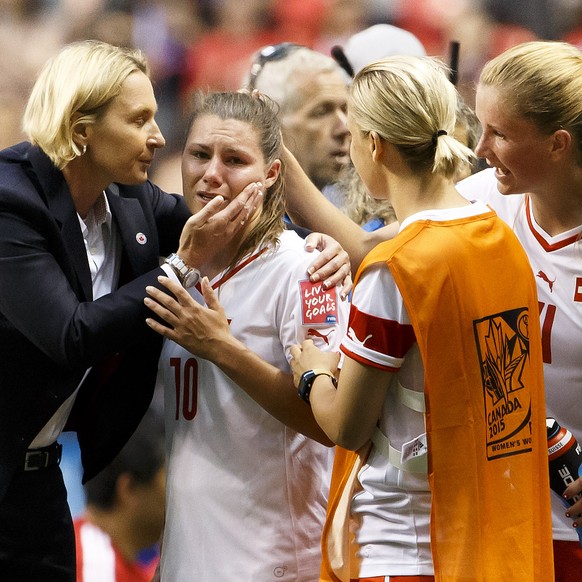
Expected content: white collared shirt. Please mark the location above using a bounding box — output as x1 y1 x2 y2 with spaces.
78 192 121 299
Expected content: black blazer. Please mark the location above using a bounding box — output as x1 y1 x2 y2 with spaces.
0 142 191 498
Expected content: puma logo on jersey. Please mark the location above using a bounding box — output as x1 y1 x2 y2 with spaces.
346 327 373 348
536 270 555 292
307 328 332 345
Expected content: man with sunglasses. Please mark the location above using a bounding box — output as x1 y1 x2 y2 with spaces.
245 43 351 209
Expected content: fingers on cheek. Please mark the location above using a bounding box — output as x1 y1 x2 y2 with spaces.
227 211 240 224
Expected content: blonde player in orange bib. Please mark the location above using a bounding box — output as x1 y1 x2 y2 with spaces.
290 56 554 582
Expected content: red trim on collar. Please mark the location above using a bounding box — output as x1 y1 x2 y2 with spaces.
525 196 581 252
195 246 269 293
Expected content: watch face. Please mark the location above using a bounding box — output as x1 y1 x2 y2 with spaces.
183 268 201 288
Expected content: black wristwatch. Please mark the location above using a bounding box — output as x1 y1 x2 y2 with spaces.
297 369 337 404
165 253 201 288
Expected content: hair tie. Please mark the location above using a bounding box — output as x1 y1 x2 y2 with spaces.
432 129 447 145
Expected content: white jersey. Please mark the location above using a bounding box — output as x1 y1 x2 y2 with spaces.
457 168 582 541
342 202 492 576
159 230 348 581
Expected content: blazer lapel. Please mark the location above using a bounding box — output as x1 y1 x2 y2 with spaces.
60 211 93 300
28 146 93 300
106 185 159 281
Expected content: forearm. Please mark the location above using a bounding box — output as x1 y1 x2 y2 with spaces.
308 375 374 450
292 353 388 450
210 335 334 446
309 375 353 447
0 240 163 369
283 146 392 271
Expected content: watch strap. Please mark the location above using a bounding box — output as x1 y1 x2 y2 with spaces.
165 253 200 288
298 368 337 404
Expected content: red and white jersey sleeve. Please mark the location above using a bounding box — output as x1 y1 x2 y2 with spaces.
341 263 415 371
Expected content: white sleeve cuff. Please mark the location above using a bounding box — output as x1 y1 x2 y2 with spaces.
160 262 181 284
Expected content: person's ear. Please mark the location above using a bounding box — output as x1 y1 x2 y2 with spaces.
71 113 89 153
549 128 572 160
369 131 384 162
264 159 281 189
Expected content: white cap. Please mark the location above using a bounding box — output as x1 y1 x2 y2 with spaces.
343 24 426 75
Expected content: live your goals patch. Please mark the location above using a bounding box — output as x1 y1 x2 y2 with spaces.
299 279 338 326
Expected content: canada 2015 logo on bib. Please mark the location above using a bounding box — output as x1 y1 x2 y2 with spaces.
473 307 533 460
299 280 338 325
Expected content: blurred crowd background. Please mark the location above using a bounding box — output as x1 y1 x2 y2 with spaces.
3 0 582 183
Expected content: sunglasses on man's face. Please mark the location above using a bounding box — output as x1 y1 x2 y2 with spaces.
247 42 303 91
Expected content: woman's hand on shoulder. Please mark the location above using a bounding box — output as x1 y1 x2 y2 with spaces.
304 232 352 300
